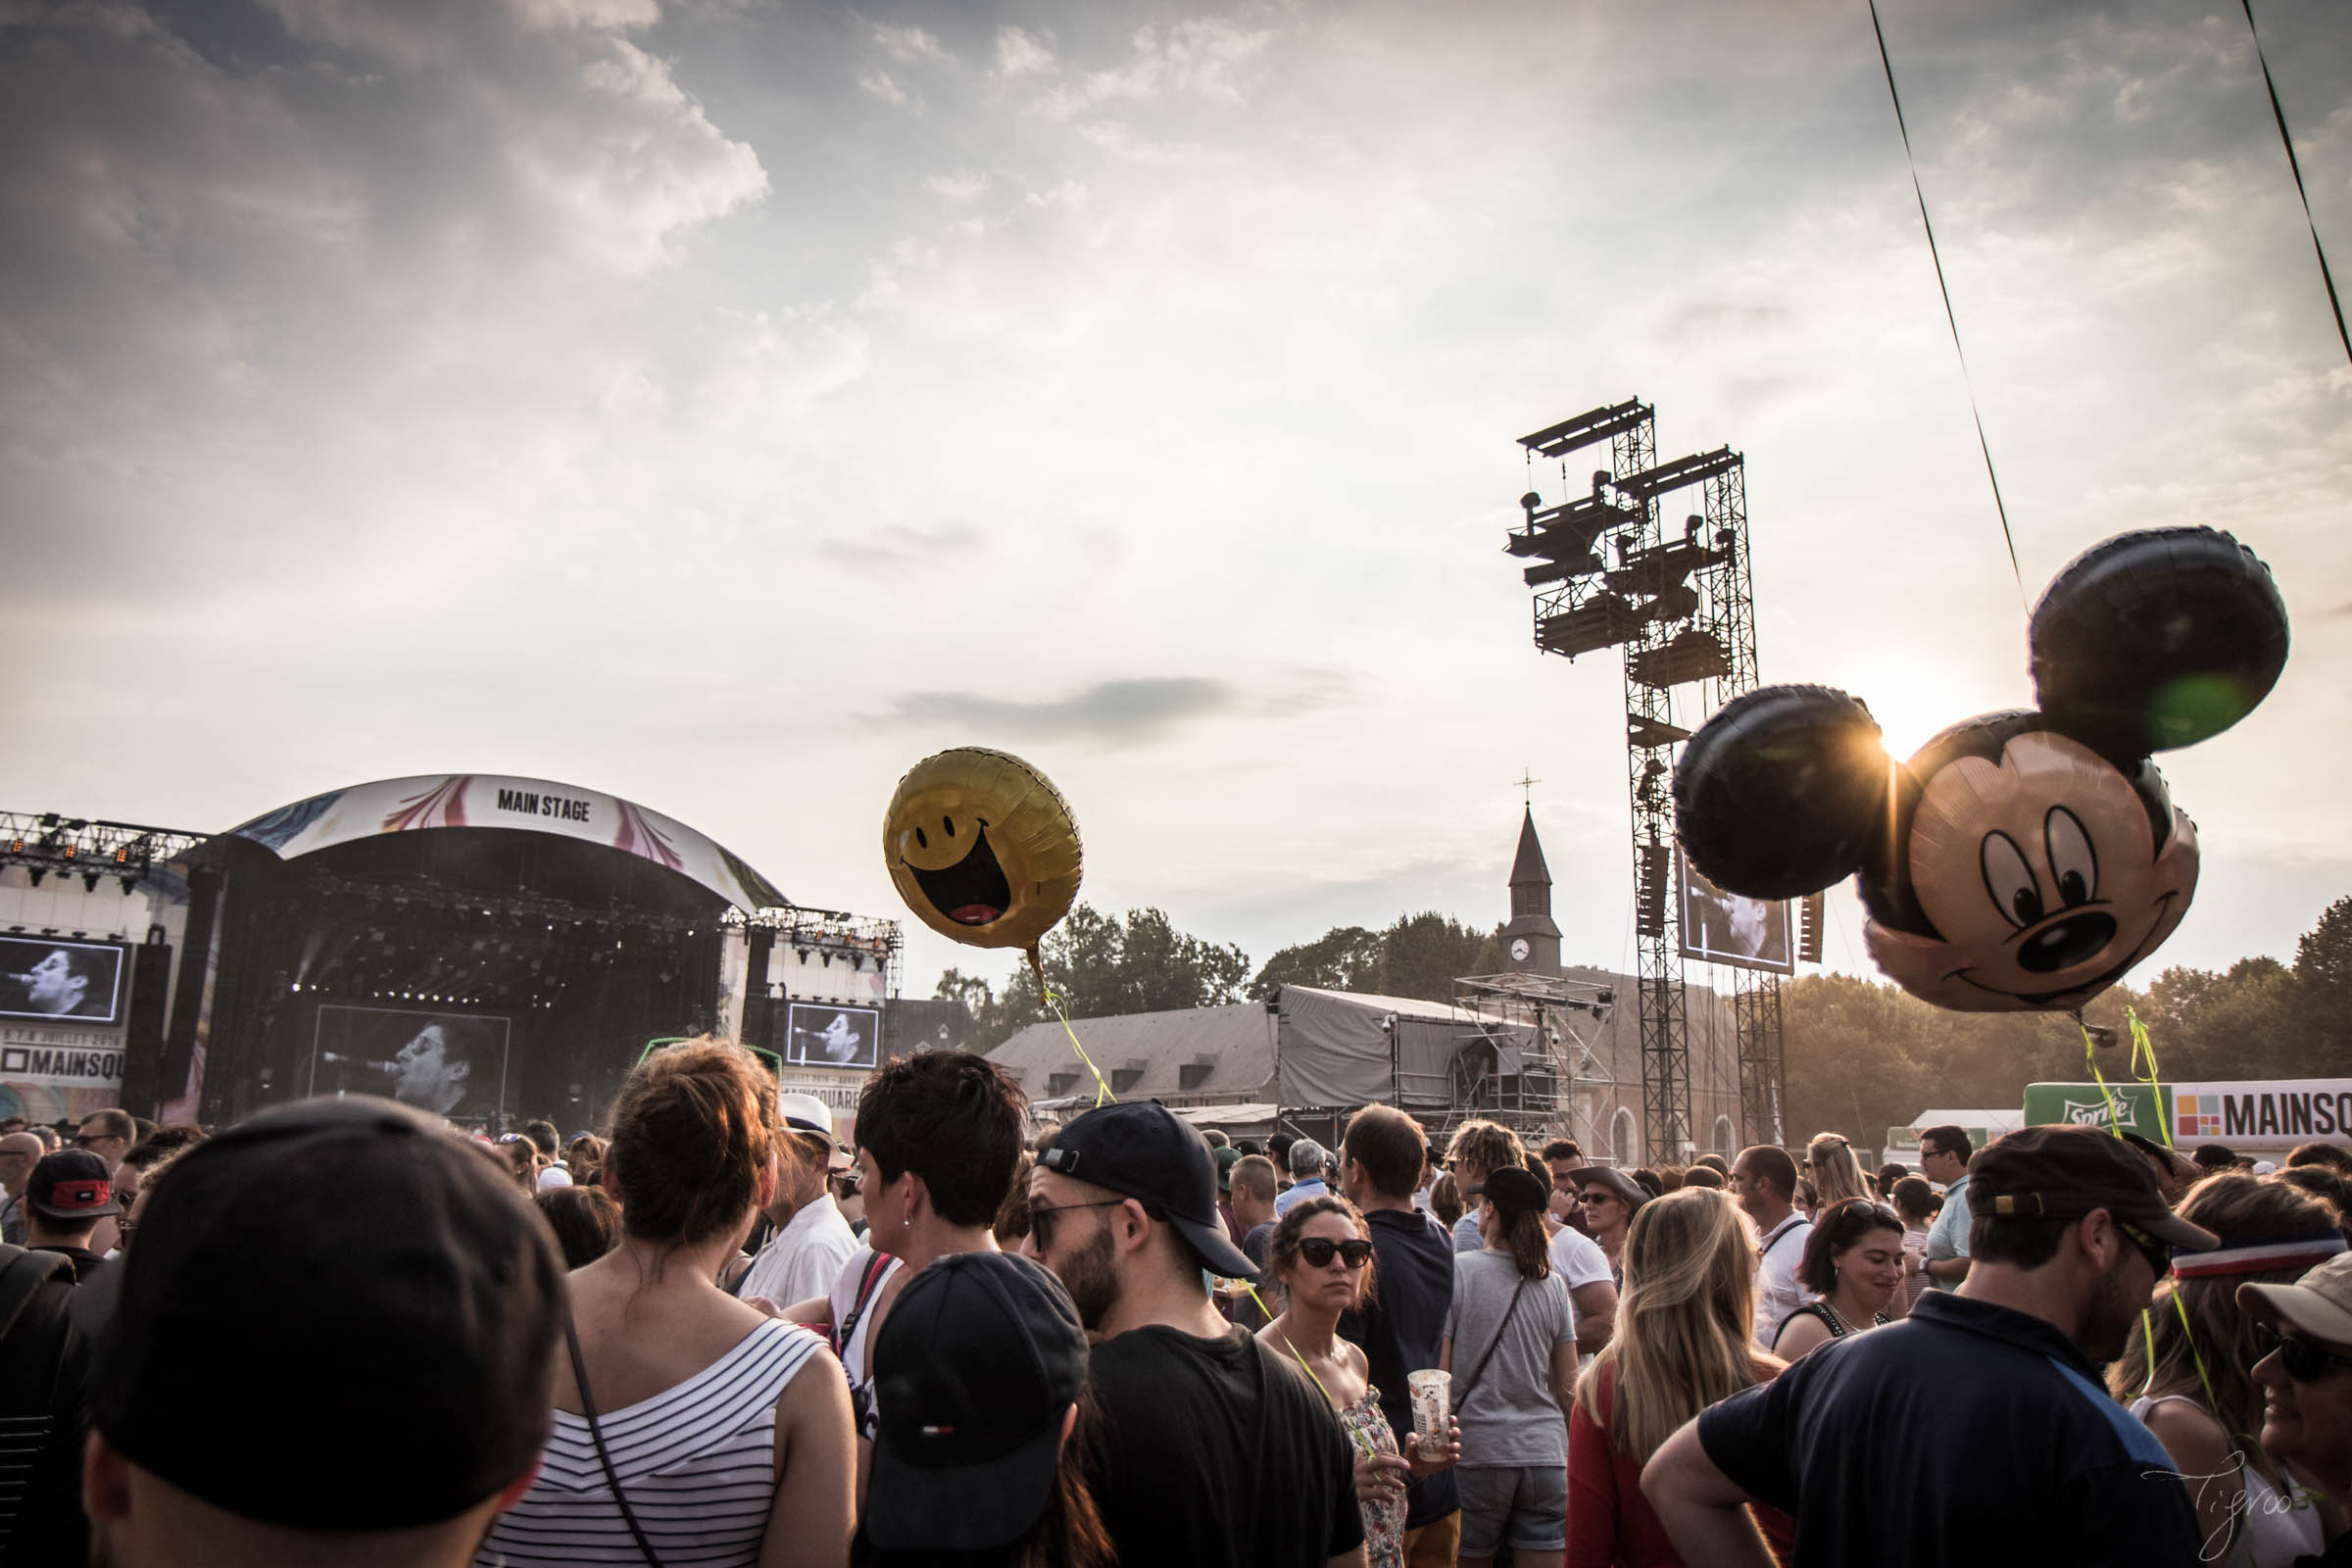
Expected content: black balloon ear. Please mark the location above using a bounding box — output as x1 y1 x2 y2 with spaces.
2031 527 2288 758
1673 685 1890 900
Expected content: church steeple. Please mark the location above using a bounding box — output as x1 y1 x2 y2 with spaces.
1501 808 1562 972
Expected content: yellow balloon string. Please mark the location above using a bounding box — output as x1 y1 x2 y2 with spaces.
1031 946 1115 1107
1250 1285 1380 1459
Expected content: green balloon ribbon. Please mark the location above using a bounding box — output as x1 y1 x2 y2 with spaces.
2076 1009 2226 1426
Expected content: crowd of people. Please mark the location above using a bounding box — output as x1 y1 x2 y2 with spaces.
14 1064 2352 1567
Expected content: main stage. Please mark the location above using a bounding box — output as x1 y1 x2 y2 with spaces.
0 774 909 1134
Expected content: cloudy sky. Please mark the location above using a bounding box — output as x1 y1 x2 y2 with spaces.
4 0 2346 1002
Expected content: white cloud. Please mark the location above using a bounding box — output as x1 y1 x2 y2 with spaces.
994 24 1054 79
859 69 912 108
874 24 953 65
1031 18 1274 119
925 172 991 201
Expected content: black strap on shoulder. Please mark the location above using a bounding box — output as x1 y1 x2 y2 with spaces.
564 1307 664 1568
0 1245 72 1342
1455 1278 1530 1406
832 1251 893 1363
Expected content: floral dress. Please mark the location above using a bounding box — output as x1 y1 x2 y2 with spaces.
1338 1384 1406 1568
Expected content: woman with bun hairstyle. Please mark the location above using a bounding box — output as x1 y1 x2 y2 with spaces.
479 1038 856 1568
1567 1187 1793 1567
1445 1164 1577 1568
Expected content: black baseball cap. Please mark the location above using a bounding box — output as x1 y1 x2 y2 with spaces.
1039 1100 1257 1277
1969 1125 2219 1253
1472 1164 1550 1217
27 1148 123 1219
866 1252 1088 1551
90 1097 564 1531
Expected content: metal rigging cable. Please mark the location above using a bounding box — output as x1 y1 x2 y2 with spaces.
2239 0 2352 368
1866 0 2028 613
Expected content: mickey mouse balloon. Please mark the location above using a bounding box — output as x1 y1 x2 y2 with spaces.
1673 527 2288 1013
884 748 1083 956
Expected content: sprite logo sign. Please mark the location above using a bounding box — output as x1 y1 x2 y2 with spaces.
2022 1083 2168 1138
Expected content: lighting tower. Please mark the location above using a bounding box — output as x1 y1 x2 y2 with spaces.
1504 399 1783 1158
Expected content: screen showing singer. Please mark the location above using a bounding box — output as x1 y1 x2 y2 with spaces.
784 1004 878 1069
311 1005 512 1126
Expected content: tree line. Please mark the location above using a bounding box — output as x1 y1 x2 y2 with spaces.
936 896 2352 1154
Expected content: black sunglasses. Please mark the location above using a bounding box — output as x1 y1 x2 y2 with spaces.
2116 1218 2175 1277
1297 1237 1372 1270
2253 1323 2352 1382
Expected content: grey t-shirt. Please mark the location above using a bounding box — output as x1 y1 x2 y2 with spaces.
1443 1248 1574 1466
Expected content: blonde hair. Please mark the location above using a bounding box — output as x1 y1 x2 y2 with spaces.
2108 1173 2340 1487
1806 1133 1871 1206
1574 1187 1765 1464
1444 1119 1524 1184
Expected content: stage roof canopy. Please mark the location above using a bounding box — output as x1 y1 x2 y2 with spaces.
220 773 785 910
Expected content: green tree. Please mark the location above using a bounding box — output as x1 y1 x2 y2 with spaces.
1250 925 1381 1000
1369 912 1498 1004
1249 912 1503 1005
941 905 1251 1051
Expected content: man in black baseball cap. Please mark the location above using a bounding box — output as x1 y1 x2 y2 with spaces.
22 1148 122 1283
82 1096 564 1565
1024 1101 1366 1567
1646 1124 2218 1566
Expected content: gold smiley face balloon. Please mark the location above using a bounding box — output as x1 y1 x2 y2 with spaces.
884 748 1083 953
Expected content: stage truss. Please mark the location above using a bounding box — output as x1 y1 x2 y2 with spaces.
1506 399 1784 1158
1446 970 1620 1150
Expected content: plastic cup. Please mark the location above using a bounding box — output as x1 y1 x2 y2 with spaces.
1408 1368 1450 1443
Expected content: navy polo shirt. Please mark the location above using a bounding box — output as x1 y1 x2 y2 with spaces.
1696 1292 2200 1566
1339 1205 1458 1528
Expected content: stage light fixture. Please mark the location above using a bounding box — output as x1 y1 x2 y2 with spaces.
25 868 43 887
81 872 101 892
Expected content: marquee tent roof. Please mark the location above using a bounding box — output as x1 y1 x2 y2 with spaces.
989 984 1493 1109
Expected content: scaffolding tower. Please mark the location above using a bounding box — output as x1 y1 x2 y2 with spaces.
1505 398 1784 1157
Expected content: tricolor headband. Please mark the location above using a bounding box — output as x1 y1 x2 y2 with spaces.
2169 1231 2348 1280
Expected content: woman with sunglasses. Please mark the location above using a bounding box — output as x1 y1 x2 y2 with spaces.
2243 1249 2352 1568
1804 1133 1872 1206
1259 1195 1456 1568
496 1132 540 1195
2111 1174 2343 1567
1575 1168 1650 1288
1770 1199 1904 1362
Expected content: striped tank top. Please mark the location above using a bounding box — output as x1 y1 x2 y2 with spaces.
477 1317 826 1565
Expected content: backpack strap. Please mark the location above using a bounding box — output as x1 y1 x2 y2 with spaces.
0 1245 73 1342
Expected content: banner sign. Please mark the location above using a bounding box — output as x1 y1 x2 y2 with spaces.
2026 1080 2352 1149
227 774 785 910
0 1019 127 1126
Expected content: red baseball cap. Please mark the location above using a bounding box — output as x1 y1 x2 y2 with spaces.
27 1149 123 1219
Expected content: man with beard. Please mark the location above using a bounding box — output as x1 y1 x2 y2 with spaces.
1025 1101 1366 1568
1642 1126 2218 1567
